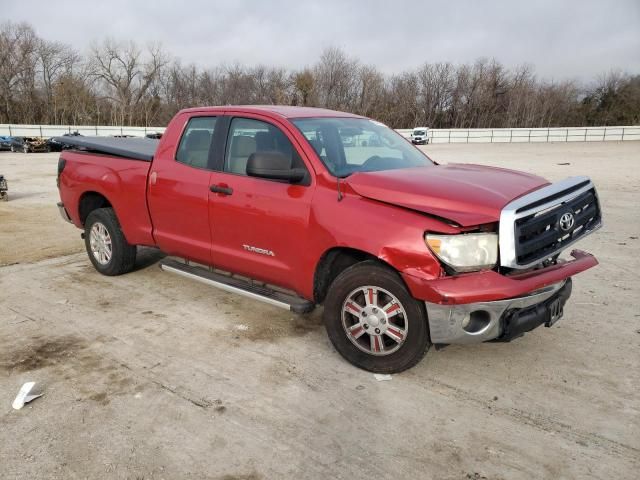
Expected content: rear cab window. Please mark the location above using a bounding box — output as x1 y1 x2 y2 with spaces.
176 117 217 169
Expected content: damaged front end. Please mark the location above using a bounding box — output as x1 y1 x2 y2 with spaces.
417 176 602 346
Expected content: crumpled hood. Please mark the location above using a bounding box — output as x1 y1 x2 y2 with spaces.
346 164 549 226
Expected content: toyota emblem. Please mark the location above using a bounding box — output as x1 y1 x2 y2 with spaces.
559 212 575 231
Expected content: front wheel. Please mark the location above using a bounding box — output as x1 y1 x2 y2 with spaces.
84 208 137 276
323 261 431 373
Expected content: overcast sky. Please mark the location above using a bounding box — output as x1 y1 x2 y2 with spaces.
4 0 639 82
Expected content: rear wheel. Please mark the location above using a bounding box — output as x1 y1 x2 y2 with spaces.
84 208 136 276
323 261 430 373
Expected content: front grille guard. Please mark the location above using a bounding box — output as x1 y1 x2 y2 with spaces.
499 176 602 269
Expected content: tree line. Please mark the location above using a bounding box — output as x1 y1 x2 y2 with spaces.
1 21 639 129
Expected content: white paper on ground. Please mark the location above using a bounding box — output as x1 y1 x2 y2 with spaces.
373 374 392 381
12 382 43 410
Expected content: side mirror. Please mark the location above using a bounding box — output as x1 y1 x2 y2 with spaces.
246 152 306 183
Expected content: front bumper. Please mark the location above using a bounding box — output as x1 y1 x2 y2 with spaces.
403 250 596 305
426 278 572 344
404 250 596 345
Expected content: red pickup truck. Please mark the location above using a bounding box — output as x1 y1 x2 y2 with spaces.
56 106 601 373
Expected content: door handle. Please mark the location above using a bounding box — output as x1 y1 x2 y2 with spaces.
209 184 233 195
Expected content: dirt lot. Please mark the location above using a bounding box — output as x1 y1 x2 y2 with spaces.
0 143 638 479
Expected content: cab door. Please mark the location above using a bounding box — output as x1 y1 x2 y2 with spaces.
207 115 315 292
147 114 223 264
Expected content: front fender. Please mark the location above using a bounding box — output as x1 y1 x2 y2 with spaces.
307 187 457 298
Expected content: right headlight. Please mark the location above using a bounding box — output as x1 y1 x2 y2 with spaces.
425 233 498 273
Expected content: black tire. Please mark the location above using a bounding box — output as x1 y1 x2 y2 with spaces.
84 208 136 276
323 261 431 373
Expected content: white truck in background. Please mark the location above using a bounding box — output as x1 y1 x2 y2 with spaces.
411 127 429 145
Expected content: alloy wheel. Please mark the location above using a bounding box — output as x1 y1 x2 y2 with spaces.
341 286 408 356
89 222 113 265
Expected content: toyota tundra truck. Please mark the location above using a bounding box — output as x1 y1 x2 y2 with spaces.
55 106 601 373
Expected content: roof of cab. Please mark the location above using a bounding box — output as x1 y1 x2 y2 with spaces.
178 105 365 119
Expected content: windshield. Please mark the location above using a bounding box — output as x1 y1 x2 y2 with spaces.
413 130 426 136
292 117 433 177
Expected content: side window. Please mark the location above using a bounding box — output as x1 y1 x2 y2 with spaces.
176 116 217 169
224 117 305 177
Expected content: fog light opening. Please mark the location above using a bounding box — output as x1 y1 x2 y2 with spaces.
463 310 492 333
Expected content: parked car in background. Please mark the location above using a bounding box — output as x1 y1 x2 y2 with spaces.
145 132 163 139
0 136 13 151
10 136 50 153
47 132 82 152
411 127 429 145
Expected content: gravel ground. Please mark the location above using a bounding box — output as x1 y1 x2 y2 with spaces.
0 142 638 479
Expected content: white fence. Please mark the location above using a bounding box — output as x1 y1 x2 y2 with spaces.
0 124 166 137
1 123 639 143
396 126 640 143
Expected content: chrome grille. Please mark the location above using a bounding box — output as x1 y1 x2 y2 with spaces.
499 176 602 269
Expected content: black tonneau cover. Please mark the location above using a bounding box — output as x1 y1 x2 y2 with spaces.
53 136 159 161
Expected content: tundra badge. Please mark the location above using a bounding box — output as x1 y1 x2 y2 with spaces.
243 245 275 256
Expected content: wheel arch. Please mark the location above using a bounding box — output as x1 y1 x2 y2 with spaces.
78 191 112 226
313 246 406 304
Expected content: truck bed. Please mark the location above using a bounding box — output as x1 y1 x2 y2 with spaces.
52 136 159 161
58 149 155 246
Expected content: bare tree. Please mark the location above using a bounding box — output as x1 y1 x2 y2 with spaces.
89 39 167 125
356 65 385 117
0 22 38 122
416 62 454 127
385 72 420 128
314 47 359 110
581 70 640 126
37 40 79 123
2 21 639 129
53 69 100 125
252 65 291 104
293 69 314 106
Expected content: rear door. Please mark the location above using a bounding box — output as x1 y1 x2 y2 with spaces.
147 114 225 264
207 114 315 292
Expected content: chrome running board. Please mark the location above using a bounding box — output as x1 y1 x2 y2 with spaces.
159 258 315 314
